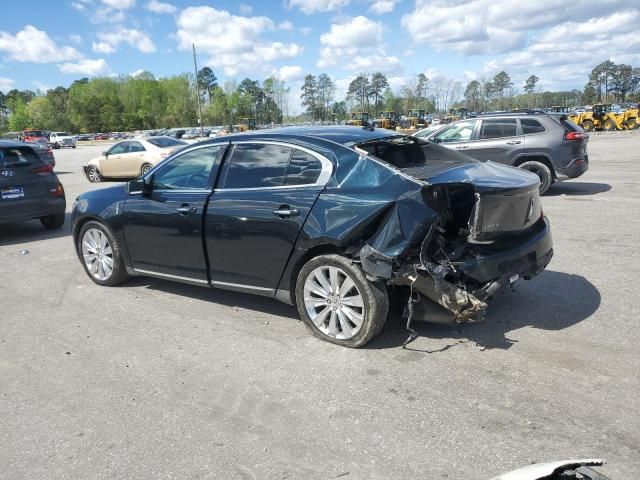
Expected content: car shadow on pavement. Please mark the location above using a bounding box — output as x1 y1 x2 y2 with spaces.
545 182 611 196
123 277 300 320
368 270 601 351
0 212 72 246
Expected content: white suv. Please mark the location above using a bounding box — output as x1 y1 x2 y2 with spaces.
49 132 77 149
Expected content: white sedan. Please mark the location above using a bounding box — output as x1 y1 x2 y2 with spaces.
84 136 187 183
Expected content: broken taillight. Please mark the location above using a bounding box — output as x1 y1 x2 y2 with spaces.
564 131 587 141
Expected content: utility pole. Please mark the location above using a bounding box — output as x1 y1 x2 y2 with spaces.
192 43 204 137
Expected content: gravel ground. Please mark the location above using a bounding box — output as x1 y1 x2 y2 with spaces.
1 133 638 479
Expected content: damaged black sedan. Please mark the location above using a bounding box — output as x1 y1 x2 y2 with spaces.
71 126 552 347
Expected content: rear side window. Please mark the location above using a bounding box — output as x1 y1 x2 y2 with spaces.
521 119 545 134
147 137 187 148
221 144 292 189
128 141 146 153
479 119 518 139
0 147 39 169
285 150 323 186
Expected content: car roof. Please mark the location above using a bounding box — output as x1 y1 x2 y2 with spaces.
0 140 33 148
205 126 400 146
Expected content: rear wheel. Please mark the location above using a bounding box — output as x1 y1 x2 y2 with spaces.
518 160 553 195
626 119 637 130
77 221 129 286
295 254 388 348
581 120 594 132
53 143 60 149
86 165 102 183
40 213 65 230
141 163 153 176
602 119 616 131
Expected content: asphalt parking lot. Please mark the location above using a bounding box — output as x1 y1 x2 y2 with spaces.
1 134 639 479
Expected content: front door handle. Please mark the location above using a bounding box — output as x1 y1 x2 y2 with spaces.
176 205 197 216
506 140 522 145
273 206 300 218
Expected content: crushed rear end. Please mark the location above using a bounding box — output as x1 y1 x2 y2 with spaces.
354 137 553 326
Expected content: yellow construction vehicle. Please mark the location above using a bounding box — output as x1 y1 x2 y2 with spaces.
373 111 399 130
404 109 427 129
569 110 595 132
347 112 370 127
592 104 626 131
621 105 639 130
441 107 470 125
236 118 257 132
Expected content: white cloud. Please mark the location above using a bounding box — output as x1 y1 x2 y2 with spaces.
239 3 253 14
96 28 156 53
69 34 83 44
287 0 349 14
0 76 14 92
278 21 294 31
101 0 135 8
92 41 116 53
369 0 399 14
317 16 401 74
277 65 304 82
59 58 109 75
130 68 145 76
33 81 52 92
0 25 82 63
300 27 312 35
175 6 303 75
146 0 176 14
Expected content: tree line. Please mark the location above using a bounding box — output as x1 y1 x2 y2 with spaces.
0 68 288 133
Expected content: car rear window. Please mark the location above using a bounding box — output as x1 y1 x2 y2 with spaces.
0 147 39 169
147 137 187 148
479 119 518 139
221 144 292 189
521 119 545 134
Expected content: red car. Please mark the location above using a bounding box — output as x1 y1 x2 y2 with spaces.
21 129 49 144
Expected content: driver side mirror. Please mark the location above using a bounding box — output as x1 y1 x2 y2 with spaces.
102 151 108 157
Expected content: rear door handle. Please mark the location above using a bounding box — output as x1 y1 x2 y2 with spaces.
273 206 300 218
176 205 197 215
506 140 521 145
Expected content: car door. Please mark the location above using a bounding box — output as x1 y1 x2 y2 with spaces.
205 141 332 292
99 142 127 177
123 144 225 282
467 118 525 165
120 140 147 177
429 119 478 153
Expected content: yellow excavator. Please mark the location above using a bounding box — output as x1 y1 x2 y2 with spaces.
347 112 370 127
591 104 626 131
236 117 257 132
441 107 470 125
373 111 399 130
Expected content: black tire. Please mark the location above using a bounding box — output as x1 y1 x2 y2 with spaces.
626 119 637 130
86 165 102 183
581 120 594 132
295 254 389 348
518 160 553 195
77 220 129 286
53 143 60 149
602 119 616 131
72 145 76 149
40 213 65 230
141 163 153 176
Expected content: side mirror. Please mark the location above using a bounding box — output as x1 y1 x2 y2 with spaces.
142 173 155 196
128 178 144 195
102 151 108 157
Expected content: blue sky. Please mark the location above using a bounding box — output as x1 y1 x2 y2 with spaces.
1 0 638 112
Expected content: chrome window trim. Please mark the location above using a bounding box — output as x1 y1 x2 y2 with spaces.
132 268 273 292
217 140 333 191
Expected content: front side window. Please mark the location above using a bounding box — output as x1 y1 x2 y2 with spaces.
152 146 221 190
478 119 518 139
433 120 477 143
147 137 187 148
108 142 128 155
221 144 292 189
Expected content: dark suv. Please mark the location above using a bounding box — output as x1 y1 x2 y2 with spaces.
421 111 589 194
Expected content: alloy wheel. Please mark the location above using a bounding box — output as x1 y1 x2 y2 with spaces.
81 228 114 281
87 166 101 182
303 266 365 340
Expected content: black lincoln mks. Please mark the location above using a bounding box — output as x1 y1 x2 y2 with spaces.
72 126 553 347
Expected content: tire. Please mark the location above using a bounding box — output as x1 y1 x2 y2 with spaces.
72 145 76 149
140 163 153 176
581 120 594 132
295 254 389 348
53 143 60 149
40 213 65 230
518 160 553 195
602 119 616 131
626 119 637 130
77 220 129 286
86 165 102 183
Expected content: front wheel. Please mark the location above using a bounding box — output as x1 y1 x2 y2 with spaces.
626 119 637 130
295 254 388 348
602 119 616 131
77 221 129 286
519 160 553 195
86 165 102 183
581 120 594 132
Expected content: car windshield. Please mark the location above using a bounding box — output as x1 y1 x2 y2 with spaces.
146 137 188 148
